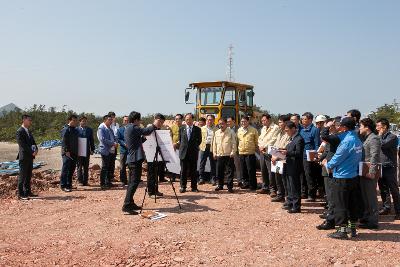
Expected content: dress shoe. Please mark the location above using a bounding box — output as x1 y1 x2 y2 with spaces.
149 191 164 197
198 180 205 185
256 188 270 194
271 196 285 202
122 206 138 215
288 208 301 214
228 188 234 193
319 213 327 219
214 186 223 191
328 230 348 240
395 214 400 220
358 223 378 229
191 188 199 192
17 195 29 201
301 194 308 199
159 178 168 183
179 188 186 193
305 197 316 202
270 192 277 198
316 221 335 230
62 187 72 192
379 208 390 215
240 184 249 189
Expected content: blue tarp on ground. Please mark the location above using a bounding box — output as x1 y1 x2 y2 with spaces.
0 161 46 175
39 140 62 149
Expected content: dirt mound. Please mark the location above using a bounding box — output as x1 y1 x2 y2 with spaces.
0 169 60 198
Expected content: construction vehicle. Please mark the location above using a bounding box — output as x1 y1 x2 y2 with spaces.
185 81 255 125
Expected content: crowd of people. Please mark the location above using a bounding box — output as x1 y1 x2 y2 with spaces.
15 108 400 239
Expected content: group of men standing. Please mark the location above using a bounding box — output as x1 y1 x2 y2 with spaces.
15 109 400 240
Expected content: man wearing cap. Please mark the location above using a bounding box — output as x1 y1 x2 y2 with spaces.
323 117 363 239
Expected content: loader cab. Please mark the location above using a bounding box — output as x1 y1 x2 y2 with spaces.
185 81 254 125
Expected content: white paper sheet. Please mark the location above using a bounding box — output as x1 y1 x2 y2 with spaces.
78 137 87 157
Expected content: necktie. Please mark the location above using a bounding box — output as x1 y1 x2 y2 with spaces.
188 127 192 140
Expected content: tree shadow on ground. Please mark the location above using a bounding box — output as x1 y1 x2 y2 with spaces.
353 232 400 242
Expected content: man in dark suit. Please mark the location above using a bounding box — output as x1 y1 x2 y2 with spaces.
178 113 202 193
76 116 95 186
280 121 305 213
122 111 162 214
16 114 38 200
60 114 79 192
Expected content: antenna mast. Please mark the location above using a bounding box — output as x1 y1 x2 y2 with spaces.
227 44 234 81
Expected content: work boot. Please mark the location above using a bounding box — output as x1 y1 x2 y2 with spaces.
316 220 335 230
328 227 348 240
256 188 270 194
346 221 357 238
379 208 391 215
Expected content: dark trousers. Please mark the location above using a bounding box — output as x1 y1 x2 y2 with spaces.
303 159 318 198
18 158 33 196
276 172 286 198
378 166 400 214
77 156 90 185
108 152 116 184
60 155 77 189
216 156 235 189
300 169 307 197
100 154 112 186
324 176 335 223
360 176 378 225
147 161 166 194
119 153 128 184
331 177 361 226
260 153 269 189
282 173 288 197
240 154 257 190
199 145 216 181
123 161 143 206
287 171 301 210
180 155 198 190
260 153 276 191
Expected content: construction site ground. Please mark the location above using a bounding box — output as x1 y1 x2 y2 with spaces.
1 142 400 266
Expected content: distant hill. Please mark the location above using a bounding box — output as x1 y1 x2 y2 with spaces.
0 103 21 117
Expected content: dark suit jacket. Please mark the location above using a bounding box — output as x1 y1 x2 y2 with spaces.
178 125 202 160
16 127 37 161
78 126 95 155
62 126 80 158
285 132 305 176
125 123 155 164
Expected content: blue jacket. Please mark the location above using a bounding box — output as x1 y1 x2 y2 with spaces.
97 123 115 156
117 126 127 155
326 130 362 178
300 123 320 159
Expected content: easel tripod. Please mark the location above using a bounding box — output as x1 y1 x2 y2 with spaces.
140 132 182 213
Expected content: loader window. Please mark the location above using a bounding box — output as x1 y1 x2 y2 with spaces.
200 87 222 106
223 87 236 105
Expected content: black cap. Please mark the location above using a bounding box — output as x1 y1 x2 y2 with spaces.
340 117 356 130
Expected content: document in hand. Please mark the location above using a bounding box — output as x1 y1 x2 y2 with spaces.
268 146 286 160
271 161 285 174
306 150 318 162
78 137 87 157
359 162 382 179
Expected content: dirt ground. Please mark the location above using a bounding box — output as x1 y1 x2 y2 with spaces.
1 143 400 266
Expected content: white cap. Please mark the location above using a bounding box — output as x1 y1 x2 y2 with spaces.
315 115 327 123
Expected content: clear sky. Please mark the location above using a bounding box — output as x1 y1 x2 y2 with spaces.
1 0 399 117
